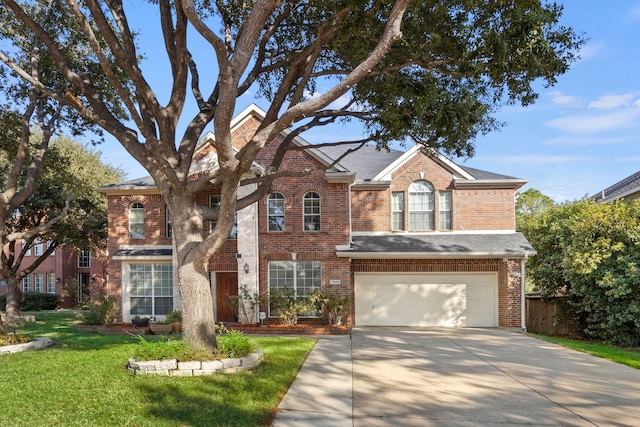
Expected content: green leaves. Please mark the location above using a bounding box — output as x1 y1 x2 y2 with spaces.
521 198 640 346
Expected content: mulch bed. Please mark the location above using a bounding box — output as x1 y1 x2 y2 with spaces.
75 322 350 335
228 323 351 335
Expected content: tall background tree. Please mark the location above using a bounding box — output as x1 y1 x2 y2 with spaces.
520 199 640 347
0 0 584 349
0 127 124 321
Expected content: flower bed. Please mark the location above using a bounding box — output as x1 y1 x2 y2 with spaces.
228 323 351 335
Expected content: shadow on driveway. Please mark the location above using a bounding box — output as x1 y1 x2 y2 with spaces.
352 327 640 426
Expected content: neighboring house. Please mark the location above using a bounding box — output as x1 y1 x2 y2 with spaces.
592 170 640 203
96 104 535 328
0 242 106 308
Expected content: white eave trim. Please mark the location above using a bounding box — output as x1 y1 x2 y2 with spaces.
352 180 391 190
335 251 532 259
325 171 356 184
454 179 528 190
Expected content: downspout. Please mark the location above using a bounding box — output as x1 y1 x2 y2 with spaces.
521 257 527 331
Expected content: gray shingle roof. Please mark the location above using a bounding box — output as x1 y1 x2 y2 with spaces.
592 170 640 202
320 143 405 180
338 233 535 258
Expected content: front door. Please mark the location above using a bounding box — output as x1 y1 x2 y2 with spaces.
215 272 238 322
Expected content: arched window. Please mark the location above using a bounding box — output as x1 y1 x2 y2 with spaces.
303 192 321 231
408 181 434 230
268 193 285 232
128 202 145 239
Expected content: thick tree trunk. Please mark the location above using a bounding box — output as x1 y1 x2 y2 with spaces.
4 276 22 320
178 261 217 351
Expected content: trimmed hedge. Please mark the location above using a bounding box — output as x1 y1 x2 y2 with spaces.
0 291 59 311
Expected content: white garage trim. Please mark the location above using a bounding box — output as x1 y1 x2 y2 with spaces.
355 273 498 327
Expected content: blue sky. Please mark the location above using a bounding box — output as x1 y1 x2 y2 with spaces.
102 1 640 203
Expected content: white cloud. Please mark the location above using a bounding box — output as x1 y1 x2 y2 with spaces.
588 93 635 110
577 42 604 61
628 4 640 22
548 90 582 107
546 107 640 133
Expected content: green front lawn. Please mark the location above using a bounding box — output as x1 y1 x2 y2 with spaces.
530 333 640 370
0 312 315 427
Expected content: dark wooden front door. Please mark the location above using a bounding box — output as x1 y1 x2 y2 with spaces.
216 272 238 322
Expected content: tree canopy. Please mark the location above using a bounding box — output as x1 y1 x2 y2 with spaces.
519 199 640 347
0 121 124 318
0 0 585 349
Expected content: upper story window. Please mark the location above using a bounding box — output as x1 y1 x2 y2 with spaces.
78 249 91 268
268 193 285 232
303 192 321 231
408 180 434 231
439 191 452 230
210 195 237 240
128 202 145 239
34 239 44 256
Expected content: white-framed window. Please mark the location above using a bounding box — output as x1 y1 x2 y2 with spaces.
268 261 321 317
47 273 56 294
210 195 237 239
23 240 31 256
128 202 145 239
166 206 172 238
267 192 285 232
303 192 321 231
34 273 44 293
439 191 452 230
34 240 44 256
78 250 91 268
391 191 405 231
408 180 435 231
47 241 55 256
129 263 173 318
22 275 31 292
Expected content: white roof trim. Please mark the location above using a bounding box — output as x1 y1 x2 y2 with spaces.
335 251 530 259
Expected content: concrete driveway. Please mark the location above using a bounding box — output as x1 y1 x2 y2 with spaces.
274 327 640 426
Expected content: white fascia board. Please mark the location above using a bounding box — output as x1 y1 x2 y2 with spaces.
454 179 528 190
335 251 530 259
372 145 475 182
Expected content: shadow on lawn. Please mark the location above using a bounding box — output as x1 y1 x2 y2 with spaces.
135 372 276 426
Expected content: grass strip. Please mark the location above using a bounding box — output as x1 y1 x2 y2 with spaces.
530 333 640 370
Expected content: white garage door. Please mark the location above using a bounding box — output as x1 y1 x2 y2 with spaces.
355 273 498 327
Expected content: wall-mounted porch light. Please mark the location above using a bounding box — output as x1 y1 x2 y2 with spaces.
244 263 250 274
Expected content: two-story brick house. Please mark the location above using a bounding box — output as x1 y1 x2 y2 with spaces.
97 104 535 329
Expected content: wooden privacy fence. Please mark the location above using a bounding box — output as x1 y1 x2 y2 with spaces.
525 294 580 336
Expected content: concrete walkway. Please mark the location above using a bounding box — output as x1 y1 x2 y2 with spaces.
273 327 640 426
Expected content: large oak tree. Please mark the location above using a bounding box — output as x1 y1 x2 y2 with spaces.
0 0 583 349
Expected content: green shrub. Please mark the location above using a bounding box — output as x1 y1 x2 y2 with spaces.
83 293 117 325
217 330 252 358
310 290 350 325
134 336 215 361
269 288 317 325
0 292 59 311
21 292 59 311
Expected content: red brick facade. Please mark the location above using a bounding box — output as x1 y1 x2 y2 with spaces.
97 105 529 329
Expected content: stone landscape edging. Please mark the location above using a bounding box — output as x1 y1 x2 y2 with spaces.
0 337 53 354
126 349 264 376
